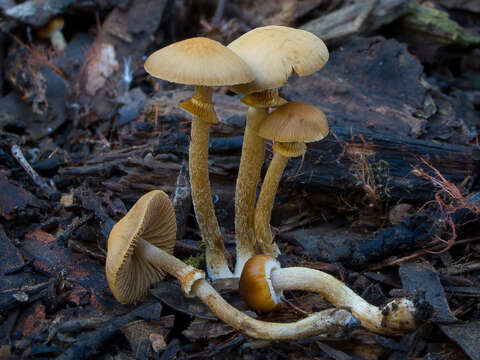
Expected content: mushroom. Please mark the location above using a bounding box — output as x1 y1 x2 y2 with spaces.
239 254 282 312
144 37 254 280
255 102 328 256
106 190 203 303
240 255 419 336
35 16 67 52
227 26 329 275
106 190 360 339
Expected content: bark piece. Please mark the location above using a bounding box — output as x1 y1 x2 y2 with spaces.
4 0 75 27
69 0 168 122
399 261 480 360
0 173 29 220
57 302 163 360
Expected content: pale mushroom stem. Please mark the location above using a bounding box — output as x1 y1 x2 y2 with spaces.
234 106 268 276
136 238 360 339
136 237 202 289
192 279 359 340
254 152 288 257
189 86 233 280
51 30 67 52
271 267 417 336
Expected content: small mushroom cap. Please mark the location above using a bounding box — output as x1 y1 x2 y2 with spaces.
106 190 177 304
36 17 65 38
144 37 254 87
239 254 282 312
228 26 329 94
258 102 329 143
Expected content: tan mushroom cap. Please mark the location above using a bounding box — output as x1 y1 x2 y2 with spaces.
106 190 177 304
144 37 254 86
258 102 329 143
36 16 65 38
228 26 329 95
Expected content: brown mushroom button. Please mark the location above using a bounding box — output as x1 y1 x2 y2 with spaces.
239 254 283 312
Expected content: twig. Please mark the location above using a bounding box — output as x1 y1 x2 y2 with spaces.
10 144 60 199
281 296 311 317
211 0 227 27
57 214 94 247
367 236 480 271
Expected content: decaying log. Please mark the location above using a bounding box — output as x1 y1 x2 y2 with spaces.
283 36 476 143
391 2 480 63
285 124 479 202
314 192 480 268
301 0 410 43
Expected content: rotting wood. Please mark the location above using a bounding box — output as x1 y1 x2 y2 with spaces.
315 192 480 268
301 0 410 43
284 125 479 202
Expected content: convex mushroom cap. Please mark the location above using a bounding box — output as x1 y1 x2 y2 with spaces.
258 101 329 156
228 25 329 104
239 254 282 312
106 190 178 303
144 37 254 124
144 37 253 87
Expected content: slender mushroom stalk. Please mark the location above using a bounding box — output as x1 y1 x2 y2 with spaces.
271 267 417 336
35 17 67 52
233 106 267 274
255 103 328 256
107 190 360 339
227 26 329 275
240 255 419 336
182 85 233 279
254 144 302 256
144 37 254 280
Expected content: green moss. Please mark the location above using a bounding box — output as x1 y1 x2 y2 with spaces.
185 253 205 269
406 2 480 47
184 240 206 269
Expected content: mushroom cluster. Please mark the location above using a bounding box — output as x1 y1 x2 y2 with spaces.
105 26 425 341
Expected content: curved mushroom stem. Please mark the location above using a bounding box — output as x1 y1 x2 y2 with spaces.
192 279 359 340
183 86 233 280
270 267 417 336
136 239 360 339
234 107 268 276
254 152 288 257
